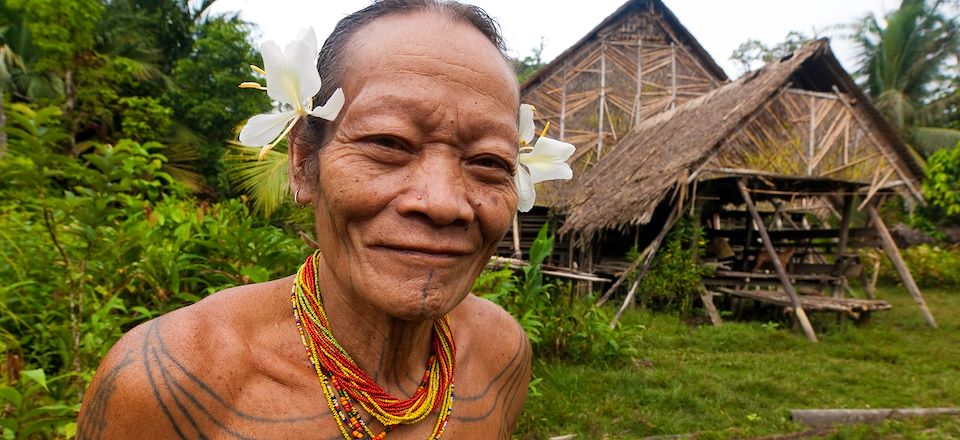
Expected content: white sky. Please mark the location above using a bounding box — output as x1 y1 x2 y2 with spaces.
208 0 893 77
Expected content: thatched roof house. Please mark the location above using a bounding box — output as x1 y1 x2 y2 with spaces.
520 0 728 209
561 40 925 238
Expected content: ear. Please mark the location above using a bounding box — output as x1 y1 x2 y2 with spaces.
287 121 316 205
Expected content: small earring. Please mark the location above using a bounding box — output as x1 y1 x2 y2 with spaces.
294 189 306 208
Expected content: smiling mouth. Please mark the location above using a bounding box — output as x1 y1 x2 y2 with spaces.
374 244 472 261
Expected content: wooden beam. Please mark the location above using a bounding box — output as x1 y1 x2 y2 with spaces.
867 205 938 327
737 179 819 341
832 194 854 298
669 42 677 110
831 86 924 201
560 62 567 141
808 95 816 176
634 38 643 127
701 289 723 326
597 41 606 160
511 214 522 259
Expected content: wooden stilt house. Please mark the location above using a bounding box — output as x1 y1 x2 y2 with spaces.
561 40 933 339
498 0 728 272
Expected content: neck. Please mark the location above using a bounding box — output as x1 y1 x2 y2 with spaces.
316 255 436 397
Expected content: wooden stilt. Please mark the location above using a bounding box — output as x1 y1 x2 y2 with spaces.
737 179 819 342
511 214 522 259
597 201 683 306
868 205 937 327
832 195 854 298
610 279 639 329
700 288 723 326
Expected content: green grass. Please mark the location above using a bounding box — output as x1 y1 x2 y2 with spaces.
516 285 960 439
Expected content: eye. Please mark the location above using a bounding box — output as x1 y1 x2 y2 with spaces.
368 135 410 152
468 155 514 182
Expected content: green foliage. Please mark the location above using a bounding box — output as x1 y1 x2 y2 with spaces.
923 141 960 218
0 369 77 439
513 39 546 84
873 244 960 287
475 224 636 361
730 31 812 75
119 96 173 142
850 0 960 156
0 101 306 437
165 15 270 190
635 217 708 314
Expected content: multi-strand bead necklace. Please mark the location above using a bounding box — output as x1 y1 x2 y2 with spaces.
291 251 456 439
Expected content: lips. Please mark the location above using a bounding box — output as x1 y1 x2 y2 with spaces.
376 243 473 257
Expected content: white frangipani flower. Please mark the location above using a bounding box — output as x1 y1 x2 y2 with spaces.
238 27 344 159
515 104 575 212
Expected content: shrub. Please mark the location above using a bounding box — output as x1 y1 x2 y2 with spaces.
475 224 637 362
874 244 960 288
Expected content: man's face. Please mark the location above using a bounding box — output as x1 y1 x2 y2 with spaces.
308 12 520 321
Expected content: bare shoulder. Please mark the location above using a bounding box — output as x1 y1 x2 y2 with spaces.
76 277 295 439
447 295 531 436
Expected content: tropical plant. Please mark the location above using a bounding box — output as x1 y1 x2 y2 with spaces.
850 0 960 155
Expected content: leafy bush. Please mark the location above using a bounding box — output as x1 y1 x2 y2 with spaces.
874 244 960 288
635 217 708 315
475 224 637 362
922 141 960 220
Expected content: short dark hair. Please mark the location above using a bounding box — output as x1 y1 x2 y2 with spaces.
290 0 508 187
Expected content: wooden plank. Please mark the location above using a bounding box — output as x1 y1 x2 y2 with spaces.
716 288 892 314
868 205 937 327
792 408 960 429
700 289 723 325
737 179 819 341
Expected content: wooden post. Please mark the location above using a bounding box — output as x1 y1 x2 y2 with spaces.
808 95 816 176
597 42 607 160
868 205 937 327
832 195 854 298
634 38 643 127
560 62 567 141
597 201 682 306
737 179 819 341
669 43 678 104
511 214 522 259
700 288 723 326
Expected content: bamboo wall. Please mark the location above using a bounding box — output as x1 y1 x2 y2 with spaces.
705 88 912 193
523 8 724 207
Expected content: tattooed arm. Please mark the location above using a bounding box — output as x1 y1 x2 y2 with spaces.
76 321 183 440
448 295 533 439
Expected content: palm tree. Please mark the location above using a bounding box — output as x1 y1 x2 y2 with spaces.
851 0 960 156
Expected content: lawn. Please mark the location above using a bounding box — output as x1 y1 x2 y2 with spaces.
516 285 960 439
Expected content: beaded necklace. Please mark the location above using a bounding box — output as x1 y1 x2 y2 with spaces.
291 251 456 440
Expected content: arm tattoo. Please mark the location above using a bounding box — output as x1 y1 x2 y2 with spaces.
452 331 532 436
77 349 135 439
80 320 326 439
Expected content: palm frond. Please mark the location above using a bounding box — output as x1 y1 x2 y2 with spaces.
910 126 960 156
226 142 290 218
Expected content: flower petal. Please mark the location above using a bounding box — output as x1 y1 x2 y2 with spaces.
284 32 322 108
521 137 575 184
518 104 535 145
307 88 344 121
515 166 536 212
295 27 318 59
239 110 296 147
260 40 297 105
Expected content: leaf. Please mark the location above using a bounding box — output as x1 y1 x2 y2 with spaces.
21 369 47 391
0 386 21 408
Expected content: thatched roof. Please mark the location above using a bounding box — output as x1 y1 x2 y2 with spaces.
560 40 925 237
521 0 728 92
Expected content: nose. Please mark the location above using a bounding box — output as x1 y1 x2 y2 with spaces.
397 152 475 227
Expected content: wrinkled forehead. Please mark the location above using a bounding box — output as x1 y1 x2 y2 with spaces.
341 11 520 110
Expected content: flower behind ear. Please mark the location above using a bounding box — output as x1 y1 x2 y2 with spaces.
238 27 344 160
515 105 575 212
